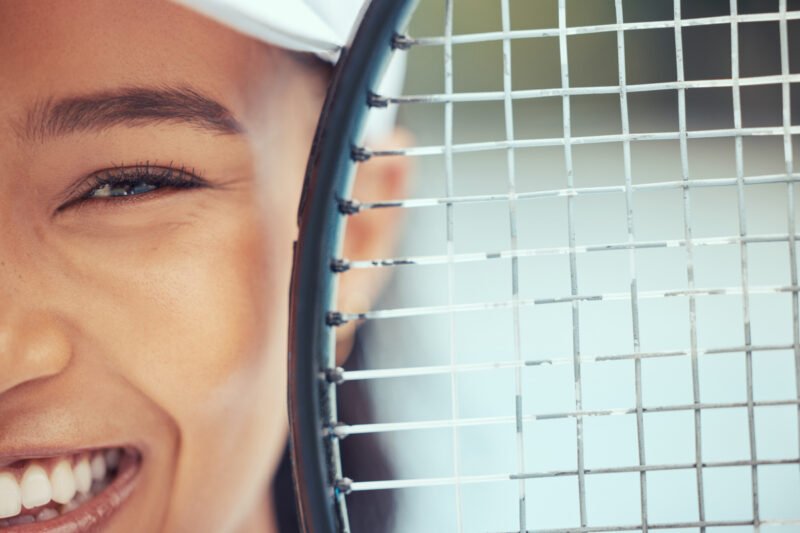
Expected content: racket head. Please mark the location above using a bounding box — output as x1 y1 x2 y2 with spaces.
290 1 800 532
288 1 416 531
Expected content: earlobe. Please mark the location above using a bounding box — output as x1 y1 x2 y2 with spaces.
334 128 413 364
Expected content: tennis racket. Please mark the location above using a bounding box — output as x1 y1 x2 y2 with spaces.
289 0 800 531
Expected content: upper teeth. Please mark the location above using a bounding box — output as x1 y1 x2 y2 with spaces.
0 474 21 520
73 456 92 495
50 461 76 505
20 464 51 509
0 449 120 521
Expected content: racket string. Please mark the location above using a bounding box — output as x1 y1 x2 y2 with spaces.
441 0 465 530
498 0 529 529
729 0 761 526
339 232 800 272
340 173 800 214
397 11 800 48
778 0 800 487
354 126 800 159
332 284 800 325
672 0 707 527
613 0 649 527
337 399 800 439
339 343 797 383
553 0 590 525
368 73 800 107
327 0 800 530
345 457 800 492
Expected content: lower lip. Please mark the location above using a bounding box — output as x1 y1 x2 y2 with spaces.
5 449 142 533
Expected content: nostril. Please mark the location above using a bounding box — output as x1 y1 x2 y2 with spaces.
0 312 74 395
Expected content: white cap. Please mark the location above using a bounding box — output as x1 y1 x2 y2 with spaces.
172 0 363 62
173 0 405 138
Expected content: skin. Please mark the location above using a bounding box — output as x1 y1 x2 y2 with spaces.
0 1 407 532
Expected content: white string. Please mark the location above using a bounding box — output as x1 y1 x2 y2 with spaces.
331 2 800 530
380 74 800 106
347 457 800 493
779 0 800 478
367 125 800 158
345 232 800 271
353 173 800 213
672 2 706 528
729 1 760 528
442 1 463 530
556 0 587 526
341 343 794 383
339 399 800 437
612 1 648 528
339 284 799 323
407 11 800 47
498 1 526 530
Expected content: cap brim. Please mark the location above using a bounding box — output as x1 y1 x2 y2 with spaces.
173 0 343 60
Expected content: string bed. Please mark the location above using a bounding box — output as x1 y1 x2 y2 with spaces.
327 1 800 531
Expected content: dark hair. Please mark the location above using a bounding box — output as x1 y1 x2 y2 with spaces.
272 331 396 532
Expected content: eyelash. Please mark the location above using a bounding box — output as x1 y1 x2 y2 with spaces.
58 163 208 212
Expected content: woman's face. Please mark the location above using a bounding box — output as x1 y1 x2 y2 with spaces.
0 1 327 531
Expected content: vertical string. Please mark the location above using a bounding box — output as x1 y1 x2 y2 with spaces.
443 1 464 530
499 1 527 531
673 1 707 529
613 1 647 530
729 1 760 528
557 0 588 527
778 0 800 478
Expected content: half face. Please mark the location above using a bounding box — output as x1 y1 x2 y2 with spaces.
0 1 325 531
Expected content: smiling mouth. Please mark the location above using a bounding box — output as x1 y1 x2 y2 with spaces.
0 447 141 531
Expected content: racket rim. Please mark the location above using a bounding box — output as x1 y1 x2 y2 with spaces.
288 0 418 531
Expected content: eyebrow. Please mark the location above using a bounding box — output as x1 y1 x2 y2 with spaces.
23 86 245 141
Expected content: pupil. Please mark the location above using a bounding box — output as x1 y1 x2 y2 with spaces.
131 182 156 195
90 181 157 198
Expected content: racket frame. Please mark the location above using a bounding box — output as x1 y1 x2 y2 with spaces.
288 0 416 531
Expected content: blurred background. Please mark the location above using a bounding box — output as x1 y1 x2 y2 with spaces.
339 1 800 531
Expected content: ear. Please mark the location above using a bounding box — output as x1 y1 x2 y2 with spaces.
335 129 413 364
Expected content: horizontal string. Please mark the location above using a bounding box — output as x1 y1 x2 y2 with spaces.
342 233 799 271
329 0 800 528
350 173 800 212
334 284 799 323
348 457 800 491
404 11 800 47
365 125 800 158
340 343 794 382
494 518 800 533
339 398 799 436
374 73 800 106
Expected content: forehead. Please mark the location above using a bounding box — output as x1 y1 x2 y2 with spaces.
0 0 272 122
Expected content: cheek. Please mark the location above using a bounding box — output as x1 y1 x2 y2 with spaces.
148 207 291 531
49 192 297 531
69 203 281 405
126 172 305 531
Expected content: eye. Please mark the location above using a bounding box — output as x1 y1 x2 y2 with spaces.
58 163 209 212
87 180 160 199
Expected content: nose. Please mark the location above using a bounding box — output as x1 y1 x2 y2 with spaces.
0 309 73 395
